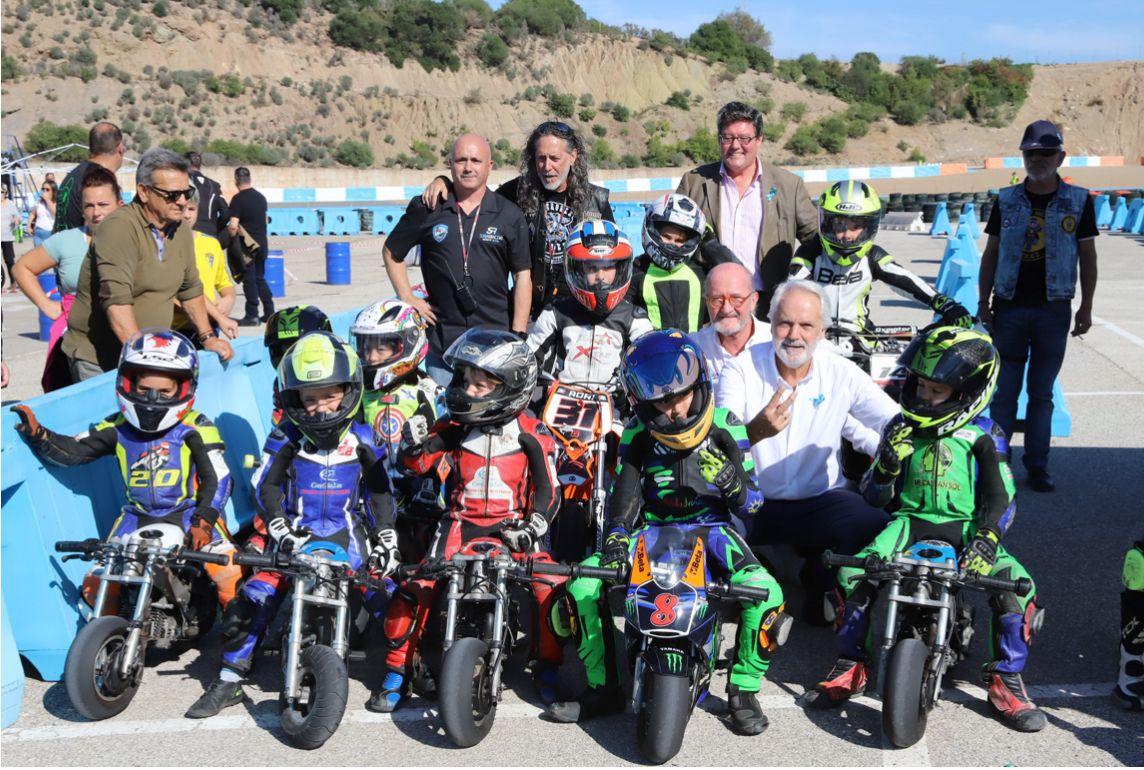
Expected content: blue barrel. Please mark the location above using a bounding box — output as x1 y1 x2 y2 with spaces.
325 241 351 286
265 250 285 298
37 271 58 342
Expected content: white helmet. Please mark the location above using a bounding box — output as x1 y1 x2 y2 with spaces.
641 193 706 271
349 300 429 390
116 329 198 433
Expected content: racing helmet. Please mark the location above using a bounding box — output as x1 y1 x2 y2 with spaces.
899 326 999 438
564 219 634 315
116 328 199 433
620 329 714 451
443 328 537 426
264 305 333 368
818 180 882 265
277 331 364 450
350 300 429 390
641 193 706 271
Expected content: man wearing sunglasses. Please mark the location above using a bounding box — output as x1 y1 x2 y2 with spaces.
61 149 232 381
978 120 1098 494
677 102 819 318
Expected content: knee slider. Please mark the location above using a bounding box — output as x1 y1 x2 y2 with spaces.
757 603 792 652
219 596 257 645
549 591 576 640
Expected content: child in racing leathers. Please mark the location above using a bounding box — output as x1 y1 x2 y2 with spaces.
372 328 567 713
805 326 1047 733
789 181 973 336
546 330 791 737
12 329 242 612
351 299 444 562
185 331 399 719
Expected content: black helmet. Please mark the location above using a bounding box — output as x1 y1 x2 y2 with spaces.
899 326 999 438
277 331 363 450
619 329 714 451
264 305 333 368
443 328 537 426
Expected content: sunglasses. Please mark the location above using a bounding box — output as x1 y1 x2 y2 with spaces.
536 120 574 138
146 185 195 204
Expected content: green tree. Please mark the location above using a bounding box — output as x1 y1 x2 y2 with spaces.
780 101 807 123
589 138 616 167
385 0 464 72
495 0 586 37
677 128 719 163
716 9 771 49
262 0 303 23
688 19 744 63
547 92 575 118
335 139 375 168
328 7 387 51
24 121 88 161
665 91 690 110
784 126 818 156
476 32 509 67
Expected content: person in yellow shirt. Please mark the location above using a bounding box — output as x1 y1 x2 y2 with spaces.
175 188 238 341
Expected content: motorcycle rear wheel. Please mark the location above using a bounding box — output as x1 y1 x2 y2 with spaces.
636 670 691 765
279 644 348 750
438 636 497 747
64 616 140 720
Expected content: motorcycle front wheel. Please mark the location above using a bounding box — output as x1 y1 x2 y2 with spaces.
882 637 929 748
636 670 692 765
438 636 497 747
279 644 348 750
64 616 140 720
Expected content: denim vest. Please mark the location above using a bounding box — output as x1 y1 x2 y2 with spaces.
993 180 1088 301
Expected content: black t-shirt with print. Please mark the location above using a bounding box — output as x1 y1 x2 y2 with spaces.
985 184 1096 306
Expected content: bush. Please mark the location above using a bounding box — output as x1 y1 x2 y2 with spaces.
754 96 774 115
611 104 630 122
547 91 575 118
206 74 244 97
589 138 616 167
890 99 926 125
763 120 785 142
846 118 868 138
620 153 640 168
476 31 508 68
784 126 818 156
578 107 596 122
591 124 606 137
454 0 493 25
153 0 168 17
780 101 807 123
262 0 303 23
896 139 910 152
642 136 677 167
73 46 97 65
2 54 21 80
24 120 88 161
335 139 374 168
495 0 586 37
161 137 190 154
384 0 464 72
677 128 719 164
328 7 387 52
908 147 925 163
665 91 690 110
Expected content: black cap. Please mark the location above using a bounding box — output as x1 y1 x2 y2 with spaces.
1019 120 1063 151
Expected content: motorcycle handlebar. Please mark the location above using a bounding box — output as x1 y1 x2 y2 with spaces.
964 573 1033 597
180 549 231 566
54 539 102 554
531 561 627 582
822 550 874 569
234 552 277 569
708 581 770 602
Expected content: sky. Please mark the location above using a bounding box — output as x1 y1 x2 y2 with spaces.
566 0 1144 64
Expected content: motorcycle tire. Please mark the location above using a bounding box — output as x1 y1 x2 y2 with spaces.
882 637 929 748
636 670 691 765
438 636 496 748
279 644 348 750
63 616 140 720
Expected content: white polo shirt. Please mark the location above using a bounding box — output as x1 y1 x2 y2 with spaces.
715 341 899 500
693 318 771 381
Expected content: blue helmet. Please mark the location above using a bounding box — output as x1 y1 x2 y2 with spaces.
620 329 714 451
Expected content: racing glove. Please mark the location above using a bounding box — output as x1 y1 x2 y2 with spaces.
267 516 310 553
962 527 1000 577
698 446 743 500
186 511 218 551
932 294 974 329
11 405 46 443
873 415 914 478
369 528 401 576
400 415 430 455
601 529 631 570
501 512 549 553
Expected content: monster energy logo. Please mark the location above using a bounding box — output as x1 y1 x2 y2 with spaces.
663 650 683 674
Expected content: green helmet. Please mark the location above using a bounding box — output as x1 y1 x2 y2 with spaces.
277 331 363 449
899 326 998 438
264 305 333 368
818 180 881 265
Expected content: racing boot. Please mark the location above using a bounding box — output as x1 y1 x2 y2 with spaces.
1115 543 1144 710
803 657 868 709
366 668 407 713
185 677 245 719
985 672 1047 732
726 684 768 735
545 684 623 723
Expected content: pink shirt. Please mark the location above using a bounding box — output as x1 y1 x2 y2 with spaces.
719 158 765 289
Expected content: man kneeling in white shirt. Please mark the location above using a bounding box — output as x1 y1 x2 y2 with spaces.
715 278 899 623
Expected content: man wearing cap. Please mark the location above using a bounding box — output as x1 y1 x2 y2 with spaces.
978 119 1098 493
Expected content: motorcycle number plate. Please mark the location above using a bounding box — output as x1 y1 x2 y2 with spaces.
542 383 614 449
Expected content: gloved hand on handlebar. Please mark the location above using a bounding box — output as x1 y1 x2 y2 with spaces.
698 446 742 500
11 405 46 442
931 294 974 329
185 510 218 550
267 516 310 553
601 529 631 569
501 512 549 552
873 415 914 477
962 527 1000 576
400 415 430 455
369 528 401 576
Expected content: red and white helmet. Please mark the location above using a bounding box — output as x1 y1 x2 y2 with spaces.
349 299 429 389
116 329 198 433
564 219 634 314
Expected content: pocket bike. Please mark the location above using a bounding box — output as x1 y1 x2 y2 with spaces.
54 523 230 720
824 541 1033 748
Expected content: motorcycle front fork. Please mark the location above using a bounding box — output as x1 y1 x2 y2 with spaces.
876 575 954 701
283 575 351 700
442 563 510 699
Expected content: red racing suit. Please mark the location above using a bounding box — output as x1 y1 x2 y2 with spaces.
384 412 566 672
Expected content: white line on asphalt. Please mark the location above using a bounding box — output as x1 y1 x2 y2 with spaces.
2 683 1116 744
1092 314 1144 349
1062 391 1144 396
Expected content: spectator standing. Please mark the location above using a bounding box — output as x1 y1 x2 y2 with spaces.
60 149 232 380
29 179 57 245
53 122 125 233
978 120 1098 493
385 134 533 385
692 262 770 380
173 187 238 342
2 185 19 292
185 151 229 241
677 102 818 316
228 167 274 326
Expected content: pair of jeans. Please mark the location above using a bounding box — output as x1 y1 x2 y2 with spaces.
241 247 274 321
988 299 1072 471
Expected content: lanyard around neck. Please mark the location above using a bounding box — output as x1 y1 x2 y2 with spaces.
457 204 481 278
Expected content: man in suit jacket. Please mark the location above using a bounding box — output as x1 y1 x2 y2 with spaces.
677 101 818 317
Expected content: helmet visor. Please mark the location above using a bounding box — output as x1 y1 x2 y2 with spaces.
820 210 879 253
567 257 633 295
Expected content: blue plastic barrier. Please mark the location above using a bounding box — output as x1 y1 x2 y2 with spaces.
267 208 321 236
1109 199 1128 231
37 272 58 342
325 241 352 285
959 203 981 239
929 201 952 236
934 235 979 316
2 597 23 729
1094 195 1112 229
362 206 405 235
265 250 285 298
320 207 362 237
1123 199 1144 234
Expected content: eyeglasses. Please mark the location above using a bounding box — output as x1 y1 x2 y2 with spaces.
146 185 195 204
706 293 753 309
718 134 758 146
536 121 575 138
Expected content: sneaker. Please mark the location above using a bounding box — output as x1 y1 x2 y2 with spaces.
545 684 623 723
803 657 867 709
726 684 769 735
986 672 1047 732
185 679 245 719
1027 468 1055 493
366 669 407 713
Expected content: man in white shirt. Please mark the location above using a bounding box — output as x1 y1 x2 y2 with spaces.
715 278 899 621
693 262 770 380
